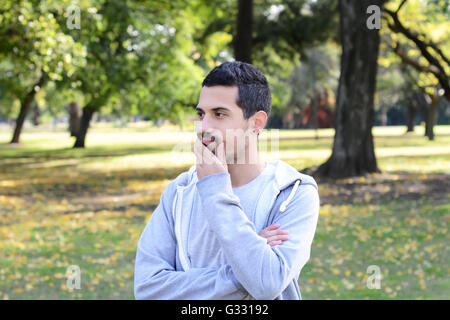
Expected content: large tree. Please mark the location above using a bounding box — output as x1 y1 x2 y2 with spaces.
383 0 449 140
315 0 384 178
58 0 198 148
384 0 449 100
68 0 149 148
0 0 84 144
194 0 338 67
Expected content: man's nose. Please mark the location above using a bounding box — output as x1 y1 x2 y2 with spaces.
196 116 214 139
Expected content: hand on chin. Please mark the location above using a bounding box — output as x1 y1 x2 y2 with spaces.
193 139 228 180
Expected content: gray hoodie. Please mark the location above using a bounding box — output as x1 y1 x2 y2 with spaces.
134 159 320 300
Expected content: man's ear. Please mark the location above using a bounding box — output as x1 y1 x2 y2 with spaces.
252 110 268 134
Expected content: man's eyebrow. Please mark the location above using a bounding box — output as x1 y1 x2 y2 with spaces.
195 106 231 112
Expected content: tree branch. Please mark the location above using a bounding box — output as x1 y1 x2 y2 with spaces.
384 6 450 100
393 43 440 76
396 0 408 13
428 40 450 68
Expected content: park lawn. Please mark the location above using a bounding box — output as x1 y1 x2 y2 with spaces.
0 124 449 299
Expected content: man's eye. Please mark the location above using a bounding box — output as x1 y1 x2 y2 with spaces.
216 112 225 118
197 113 204 119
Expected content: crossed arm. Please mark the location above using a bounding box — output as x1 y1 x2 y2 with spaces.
134 175 319 300
134 191 288 299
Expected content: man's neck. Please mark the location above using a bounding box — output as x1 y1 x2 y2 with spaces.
227 153 267 189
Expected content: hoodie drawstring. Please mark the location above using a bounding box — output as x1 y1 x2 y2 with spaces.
279 179 301 212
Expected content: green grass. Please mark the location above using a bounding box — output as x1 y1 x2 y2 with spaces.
0 123 449 299
300 200 449 299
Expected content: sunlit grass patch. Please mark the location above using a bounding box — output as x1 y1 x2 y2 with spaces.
300 200 449 299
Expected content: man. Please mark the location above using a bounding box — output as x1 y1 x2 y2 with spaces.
134 61 320 300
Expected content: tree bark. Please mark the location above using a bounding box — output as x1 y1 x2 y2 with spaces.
425 105 435 140
73 88 111 148
234 0 253 63
422 103 429 137
10 73 47 144
73 105 96 148
32 103 39 126
406 104 416 132
68 101 81 137
424 94 442 141
315 0 382 179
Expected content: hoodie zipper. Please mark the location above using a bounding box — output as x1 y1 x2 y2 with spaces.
174 186 191 271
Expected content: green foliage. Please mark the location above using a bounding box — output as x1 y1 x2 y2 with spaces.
1 0 446 130
0 0 85 109
383 0 450 96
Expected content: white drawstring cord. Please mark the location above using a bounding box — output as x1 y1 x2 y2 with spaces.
279 179 301 212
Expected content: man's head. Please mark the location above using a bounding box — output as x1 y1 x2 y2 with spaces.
195 61 271 164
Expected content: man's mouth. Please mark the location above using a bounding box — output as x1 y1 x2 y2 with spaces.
201 138 218 155
202 140 212 146
202 136 215 146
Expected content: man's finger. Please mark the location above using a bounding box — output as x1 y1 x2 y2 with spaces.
216 142 226 165
193 140 204 163
265 224 281 231
268 240 282 247
265 229 289 237
205 140 217 154
194 139 214 165
267 235 289 243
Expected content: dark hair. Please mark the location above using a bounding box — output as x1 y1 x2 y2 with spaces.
201 61 271 119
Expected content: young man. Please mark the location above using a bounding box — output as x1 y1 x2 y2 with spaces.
134 61 320 300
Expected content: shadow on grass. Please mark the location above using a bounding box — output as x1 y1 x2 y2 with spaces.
60 203 158 216
315 170 449 207
0 144 175 160
0 165 191 198
0 144 185 176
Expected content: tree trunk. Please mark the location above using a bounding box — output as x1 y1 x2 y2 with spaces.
68 101 81 137
234 0 253 63
315 0 382 179
32 103 39 126
406 104 416 132
73 105 96 148
425 94 442 141
425 104 435 140
11 73 47 144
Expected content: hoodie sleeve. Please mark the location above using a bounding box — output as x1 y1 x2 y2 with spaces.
134 181 250 300
196 172 320 300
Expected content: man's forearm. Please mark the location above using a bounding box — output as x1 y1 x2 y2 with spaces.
135 262 250 300
196 172 319 300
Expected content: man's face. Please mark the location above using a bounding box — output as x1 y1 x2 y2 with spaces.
195 85 256 164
